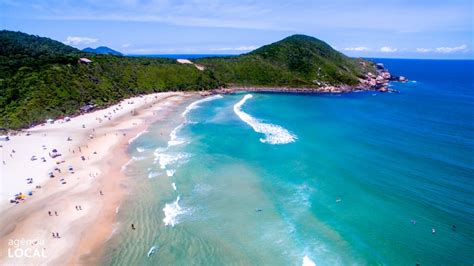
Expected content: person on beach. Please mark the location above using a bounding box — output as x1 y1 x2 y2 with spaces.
100 190 103 195
48 211 52 216
52 232 56 238
55 211 58 216
131 224 136 230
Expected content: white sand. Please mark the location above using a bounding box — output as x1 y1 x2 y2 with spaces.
0 92 194 264
0 92 183 208
177 58 205 71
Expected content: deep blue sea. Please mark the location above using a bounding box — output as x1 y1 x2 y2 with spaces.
104 59 474 265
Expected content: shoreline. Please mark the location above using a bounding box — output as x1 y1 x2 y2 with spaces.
202 63 406 95
0 91 197 265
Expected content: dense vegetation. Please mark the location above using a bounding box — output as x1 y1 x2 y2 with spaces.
196 35 374 86
0 31 222 129
0 31 373 129
0 31 80 77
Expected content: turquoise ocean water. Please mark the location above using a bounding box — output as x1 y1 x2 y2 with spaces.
102 59 473 265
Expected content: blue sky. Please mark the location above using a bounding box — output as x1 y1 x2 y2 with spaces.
1 0 473 58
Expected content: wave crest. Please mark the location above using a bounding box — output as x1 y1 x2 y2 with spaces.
233 94 297 144
182 94 223 118
153 151 190 169
163 196 187 227
302 255 316 266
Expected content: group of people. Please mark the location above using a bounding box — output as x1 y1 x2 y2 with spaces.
411 219 457 234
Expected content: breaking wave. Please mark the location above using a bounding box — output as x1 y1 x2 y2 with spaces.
148 171 159 179
154 150 190 169
163 196 187 227
233 94 297 144
182 94 223 118
302 255 316 266
168 123 186 147
128 130 148 144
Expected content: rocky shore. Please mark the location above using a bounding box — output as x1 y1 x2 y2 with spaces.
201 62 407 96
359 63 408 92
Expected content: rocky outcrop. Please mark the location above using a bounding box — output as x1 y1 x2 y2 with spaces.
359 63 407 92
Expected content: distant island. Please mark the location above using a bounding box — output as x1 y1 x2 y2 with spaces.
82 46 123 56
0 30 403 129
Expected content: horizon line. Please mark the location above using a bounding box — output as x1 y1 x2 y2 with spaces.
124 54 474 60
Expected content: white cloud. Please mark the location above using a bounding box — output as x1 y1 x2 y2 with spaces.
435 44 467 53
64 36 98 45
121 43 132 48
380 46 398 53
342 46 370 52
415 44 468 53
416 48 432 53
210 46 258 51
4 0 473 34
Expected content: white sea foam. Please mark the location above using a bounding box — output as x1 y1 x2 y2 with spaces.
302 255 316 266
132 156 146 161
291 184 314 208
182 94 223 118
128 130 148 144
154 152 190 169
163 196 186 227
121 158 134 171
147 246 158 257
168 123 186 147
192 183 213 195
233 94 297 144
172 182 177 191
166 169 176 177
136 147 145 153
148 171 159 178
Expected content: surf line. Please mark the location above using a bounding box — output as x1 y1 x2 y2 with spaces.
233 94 297 145
159 95 224 227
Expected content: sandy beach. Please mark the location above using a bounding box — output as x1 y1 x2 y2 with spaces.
0 91 196 265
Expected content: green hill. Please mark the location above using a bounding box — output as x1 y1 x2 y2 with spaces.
82 46 123 56
0 31 221 129
195 34 374 86
0 30 80 77
0 31 374 129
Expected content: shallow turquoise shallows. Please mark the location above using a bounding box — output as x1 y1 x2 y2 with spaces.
103 59 474 266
